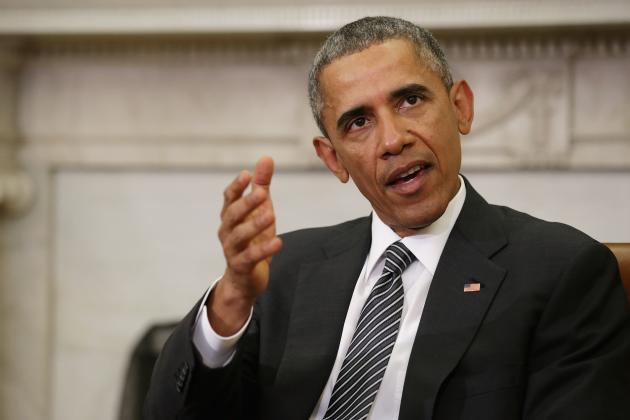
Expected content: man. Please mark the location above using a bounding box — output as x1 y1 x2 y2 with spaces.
144 17 629 420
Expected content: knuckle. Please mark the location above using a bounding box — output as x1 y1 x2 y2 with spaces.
233 255 252 272
244 246 260 263
255 211 271 228
223 233 239 251
223 186 235 202
229 259 245 274
228 226 250 250
222 211 234 227
243 193 255 208
223 205 242 227
218 226 229 243
227 202 247 225
247 190 264 206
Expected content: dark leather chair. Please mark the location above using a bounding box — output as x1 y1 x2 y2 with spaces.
605 243 630 302
118 322 177 420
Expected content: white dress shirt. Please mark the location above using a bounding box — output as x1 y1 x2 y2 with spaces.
193 176 466 419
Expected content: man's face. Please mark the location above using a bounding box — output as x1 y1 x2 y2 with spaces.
313 39 474 236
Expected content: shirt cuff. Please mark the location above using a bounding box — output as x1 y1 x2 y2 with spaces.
192 278 254 368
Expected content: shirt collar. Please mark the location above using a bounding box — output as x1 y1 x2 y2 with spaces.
366 175 467 277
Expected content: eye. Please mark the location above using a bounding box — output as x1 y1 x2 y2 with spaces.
348 117 368 131
400 95 421 109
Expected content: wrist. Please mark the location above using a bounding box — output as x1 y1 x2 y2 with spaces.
207 277 255 336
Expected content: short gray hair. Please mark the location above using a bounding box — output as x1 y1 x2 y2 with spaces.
308 16 453 136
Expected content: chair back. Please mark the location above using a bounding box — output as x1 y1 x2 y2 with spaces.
118 322 177 420
605 243 630 302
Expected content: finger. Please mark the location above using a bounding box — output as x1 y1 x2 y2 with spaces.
229 237 283 273
252 156 274 193
222 207 275 256
221 170 251 217
219 188 268 237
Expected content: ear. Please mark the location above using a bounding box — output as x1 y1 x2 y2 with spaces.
313 136 350 183
450 80 474 135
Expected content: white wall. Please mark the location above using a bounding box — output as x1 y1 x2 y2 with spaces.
466 171 630 242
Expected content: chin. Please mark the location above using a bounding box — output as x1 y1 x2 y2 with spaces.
400 202 448 230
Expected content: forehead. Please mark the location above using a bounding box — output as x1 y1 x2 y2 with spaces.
318 39 439 111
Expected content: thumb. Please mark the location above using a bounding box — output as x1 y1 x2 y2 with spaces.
252 156 274 192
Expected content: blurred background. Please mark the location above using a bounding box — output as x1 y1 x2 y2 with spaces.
0 1 629 419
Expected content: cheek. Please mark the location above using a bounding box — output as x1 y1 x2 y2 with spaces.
343 142 378 171
343 157 382 195
423 121 462 168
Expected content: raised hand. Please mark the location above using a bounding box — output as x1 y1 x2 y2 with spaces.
209 156 283 336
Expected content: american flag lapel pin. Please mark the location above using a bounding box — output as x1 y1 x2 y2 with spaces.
464 280 482 293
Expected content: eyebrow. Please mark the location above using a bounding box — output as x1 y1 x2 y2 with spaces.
390 83 430 101
335 83 430 132
336 105 369 132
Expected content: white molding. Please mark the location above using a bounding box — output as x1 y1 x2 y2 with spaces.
22 36 630 60
1 1 630 36
13 23 630 171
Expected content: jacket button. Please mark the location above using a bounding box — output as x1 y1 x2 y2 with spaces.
174 362 190 393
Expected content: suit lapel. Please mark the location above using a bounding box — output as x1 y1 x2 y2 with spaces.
272 217 372 419
399 180 508 420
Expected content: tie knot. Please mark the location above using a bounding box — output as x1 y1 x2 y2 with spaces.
384 241 416 276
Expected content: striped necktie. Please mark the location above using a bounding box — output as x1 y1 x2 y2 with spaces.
323 241 416 420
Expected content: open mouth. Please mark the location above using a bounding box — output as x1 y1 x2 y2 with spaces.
386 163 431 186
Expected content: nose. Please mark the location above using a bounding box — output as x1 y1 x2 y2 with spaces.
379 112 412 157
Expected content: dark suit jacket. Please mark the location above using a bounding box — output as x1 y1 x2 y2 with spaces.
144 180 630 420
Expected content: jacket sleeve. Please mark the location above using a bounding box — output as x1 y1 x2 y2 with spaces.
143 298 261 420
523 241 630 419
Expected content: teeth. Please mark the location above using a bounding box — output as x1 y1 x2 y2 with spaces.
398 165 421 179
